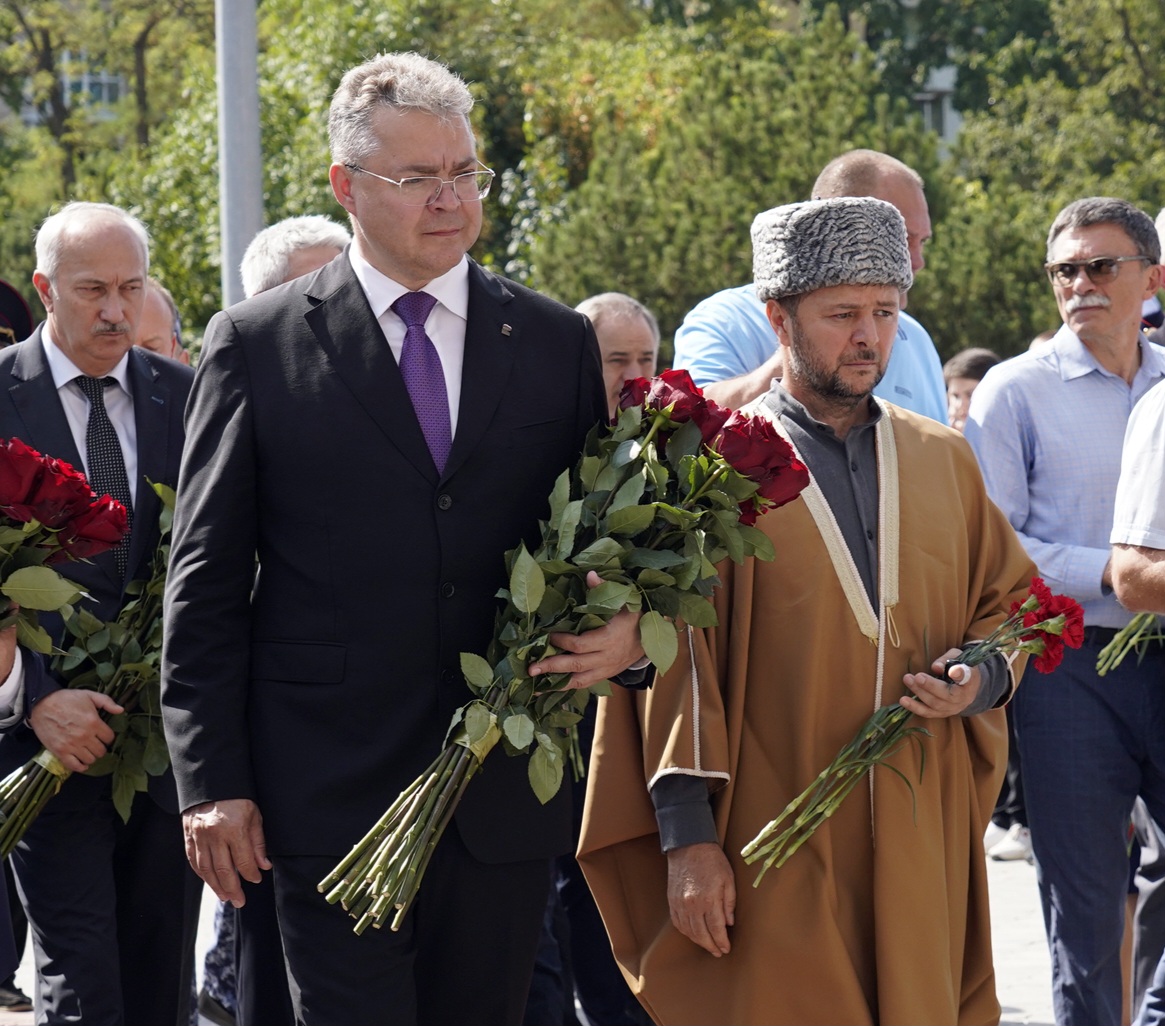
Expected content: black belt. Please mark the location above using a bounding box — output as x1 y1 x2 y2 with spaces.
1082 625 1120 646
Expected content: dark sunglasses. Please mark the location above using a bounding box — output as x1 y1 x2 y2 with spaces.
1045 255 1152 286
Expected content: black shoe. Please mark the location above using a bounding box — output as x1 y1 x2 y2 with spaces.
0 984 32 1011
197 988 236 1026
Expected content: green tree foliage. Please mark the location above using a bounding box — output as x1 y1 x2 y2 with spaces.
926 0 1165 356
524 8 937 358
0 0 212 309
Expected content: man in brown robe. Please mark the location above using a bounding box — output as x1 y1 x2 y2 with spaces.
579 197 1036 1026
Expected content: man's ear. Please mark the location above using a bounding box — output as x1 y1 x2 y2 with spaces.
31 272 53 314
329 163 357 216
765 298 790 348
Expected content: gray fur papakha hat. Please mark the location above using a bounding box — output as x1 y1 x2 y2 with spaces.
751 197 913 302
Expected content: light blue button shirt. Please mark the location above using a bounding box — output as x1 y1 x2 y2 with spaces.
671 283 948 422
965 326 1165 627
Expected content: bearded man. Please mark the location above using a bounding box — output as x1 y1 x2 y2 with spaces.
579 197 1035 1025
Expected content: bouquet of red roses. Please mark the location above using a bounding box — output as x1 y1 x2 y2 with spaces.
319 370 810 933
742 576 1084 882
0 436 128 653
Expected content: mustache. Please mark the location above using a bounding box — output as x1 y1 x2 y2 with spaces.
92 322 131 335
1064 296 1111 314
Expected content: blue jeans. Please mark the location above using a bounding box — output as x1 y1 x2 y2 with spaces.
1014 636 1165 1026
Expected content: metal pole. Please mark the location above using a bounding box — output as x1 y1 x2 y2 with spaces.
215 0 264 308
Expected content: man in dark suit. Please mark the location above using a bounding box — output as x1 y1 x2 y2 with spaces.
162 52 643 1026
0 201 197 1025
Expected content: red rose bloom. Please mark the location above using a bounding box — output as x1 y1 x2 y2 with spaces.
0 437 96 528
618 378 650 411
709 412 810 521
50 496 129 563
643 369 705 423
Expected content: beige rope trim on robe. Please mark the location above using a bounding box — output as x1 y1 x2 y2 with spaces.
646 627 730 791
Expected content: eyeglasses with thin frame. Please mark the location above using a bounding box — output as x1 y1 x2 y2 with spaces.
346 161 495 206
1044 255 1152 287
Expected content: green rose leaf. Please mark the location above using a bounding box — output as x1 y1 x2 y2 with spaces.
581 581 635 614
15 618 53 655
2 565 83 612
502 711 536 751
609 473 646 512
464 703 502 763
460 652 495 690
528 740 564 804
143 726 171 776
547 470 571 527
677 591 719 628
612 438 642 468
605 504 656 537
639 609 678 673
509 544 546 615
573 537 626 570
555 500 584 560
739 525 775 561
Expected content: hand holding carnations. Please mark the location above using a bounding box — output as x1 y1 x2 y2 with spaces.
900 648 982 718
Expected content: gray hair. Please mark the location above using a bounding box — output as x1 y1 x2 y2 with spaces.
575 292 660 345
812 150 923 201
1047 197 1160 263
1155 207 1165 258
328 52 474 166
35 201 150 281
240 215 351 297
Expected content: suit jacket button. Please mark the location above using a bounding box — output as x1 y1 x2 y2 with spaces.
441 668 459 685
437 493 453 510
441 582 455 598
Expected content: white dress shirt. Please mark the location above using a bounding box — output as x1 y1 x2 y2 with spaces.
41 328 139 506
348 249 469 437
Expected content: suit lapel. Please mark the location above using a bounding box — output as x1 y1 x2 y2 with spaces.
6 328 84 471
442 263 517 481
125 349 170 580
303 259 439 485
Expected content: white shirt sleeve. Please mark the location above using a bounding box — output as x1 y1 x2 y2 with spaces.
1112 384 1165 548
0 647 26 729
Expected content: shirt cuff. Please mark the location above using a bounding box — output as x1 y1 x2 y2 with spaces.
956 650 1009 716
650 773 718 851
613 661 655 691
0 647 25 729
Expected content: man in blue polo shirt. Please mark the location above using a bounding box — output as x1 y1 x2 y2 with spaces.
673 150 947 421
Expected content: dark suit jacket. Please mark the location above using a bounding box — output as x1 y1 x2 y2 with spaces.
0 329 193 811
162 254 607 861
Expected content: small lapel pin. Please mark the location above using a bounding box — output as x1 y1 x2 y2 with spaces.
151 395 165 405
501 324 512 336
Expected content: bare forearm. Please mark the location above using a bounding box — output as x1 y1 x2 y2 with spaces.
1112 544 1165 614
700 354 783 410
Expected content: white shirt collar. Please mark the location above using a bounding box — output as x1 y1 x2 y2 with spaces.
348 249 470 322
40 323 133 394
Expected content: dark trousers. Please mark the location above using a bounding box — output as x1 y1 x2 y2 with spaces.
236 873 295 1026
274 826 549 1026
1015 638 1165 1026
11 783 200 1026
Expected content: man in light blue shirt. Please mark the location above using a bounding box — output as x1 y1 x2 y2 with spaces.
672 150 948 422
966 196 1165 1026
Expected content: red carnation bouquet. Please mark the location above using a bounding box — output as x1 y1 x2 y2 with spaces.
742 576 1084 882
320 370 810 932
0 437 128 654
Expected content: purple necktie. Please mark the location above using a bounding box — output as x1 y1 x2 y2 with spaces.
392 291 452 474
